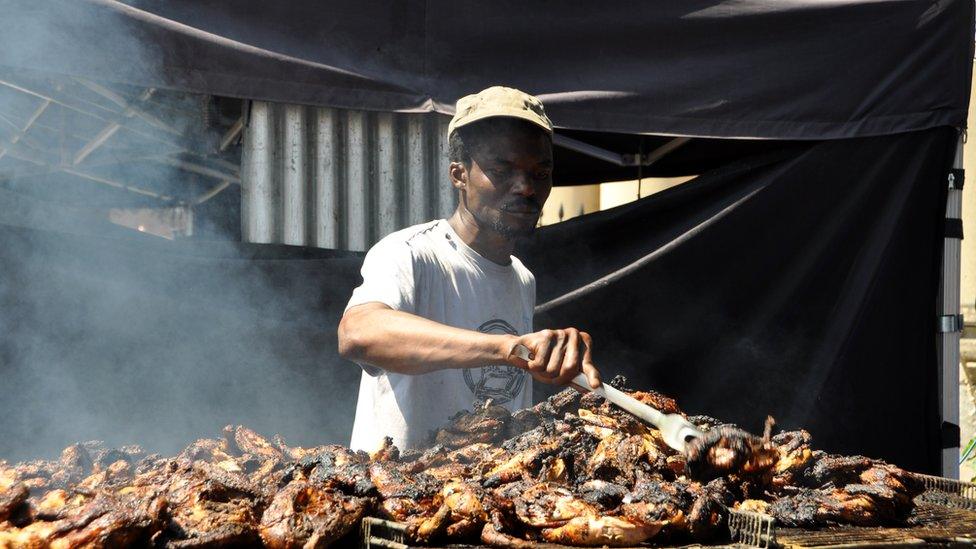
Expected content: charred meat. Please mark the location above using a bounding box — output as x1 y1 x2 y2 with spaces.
0 381 929 547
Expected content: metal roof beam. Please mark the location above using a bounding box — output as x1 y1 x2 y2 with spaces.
553 134 626 166
0 99 50 161
153 155 240 184
219 117 243 151
0 137 171 201
0 74 199 153
553 134 692 167
623 137 692 167
73 88 157 165
73 78 179 136
193 180 232 205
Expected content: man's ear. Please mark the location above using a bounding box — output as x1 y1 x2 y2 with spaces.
449 162 467 190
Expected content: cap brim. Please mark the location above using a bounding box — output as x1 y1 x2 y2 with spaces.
450 108 553 136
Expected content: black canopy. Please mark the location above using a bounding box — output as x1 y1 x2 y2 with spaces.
0 1 970 474
1 0 970 139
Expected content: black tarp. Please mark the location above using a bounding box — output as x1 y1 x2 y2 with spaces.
0 0 968 474
522 127 956 474
0 128 955 473
0 0 971 139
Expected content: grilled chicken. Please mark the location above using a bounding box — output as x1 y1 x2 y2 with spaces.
430 403 511 449
259 480 370 548
540 514 659 547
512 482 596 528
686 478 736 541
0 378 930 547
770 429 815 489
770 484 914 527
0 482 28 524
685 425 778 481
578 479 628 509
620 479 691 531
0 490 166 548
156 460 264 546
483 441 562 488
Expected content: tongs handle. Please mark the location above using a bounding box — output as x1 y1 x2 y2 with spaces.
509 343 666 426
509 343 700 453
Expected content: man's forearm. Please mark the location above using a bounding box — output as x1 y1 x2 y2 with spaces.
338 304 518 375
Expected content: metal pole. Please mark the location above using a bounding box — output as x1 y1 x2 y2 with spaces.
939 131 964 478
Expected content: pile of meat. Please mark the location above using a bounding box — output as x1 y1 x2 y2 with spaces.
0 379 925 548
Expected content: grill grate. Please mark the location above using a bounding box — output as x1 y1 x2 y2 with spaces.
363 475 976 548
728 473 976 549
914 473 976 511
771 505 976 547
728 509 775 549
362 517 411 549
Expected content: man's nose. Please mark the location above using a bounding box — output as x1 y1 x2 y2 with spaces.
510 172 536 196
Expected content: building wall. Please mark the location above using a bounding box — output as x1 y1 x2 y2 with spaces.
599 177 695 211
241 102 456 252
538 184 600 226
538 177 695 227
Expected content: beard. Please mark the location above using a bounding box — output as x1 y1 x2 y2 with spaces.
473 208 539 238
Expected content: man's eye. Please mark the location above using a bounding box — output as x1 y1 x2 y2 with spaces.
534 170 551 180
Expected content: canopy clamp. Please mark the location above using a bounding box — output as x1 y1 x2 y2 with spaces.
945 218 963 240
949 168 964 190
938 314 964 333
942 421 961 449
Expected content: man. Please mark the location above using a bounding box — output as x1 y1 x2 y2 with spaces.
338 86 601 453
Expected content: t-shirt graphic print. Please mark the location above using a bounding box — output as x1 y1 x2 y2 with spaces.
463 319 528 405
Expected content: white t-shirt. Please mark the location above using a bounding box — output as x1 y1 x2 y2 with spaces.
345 219 535 453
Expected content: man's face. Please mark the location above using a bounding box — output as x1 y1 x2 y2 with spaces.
454 122 553 238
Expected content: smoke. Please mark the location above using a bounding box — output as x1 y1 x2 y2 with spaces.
0 2 361 461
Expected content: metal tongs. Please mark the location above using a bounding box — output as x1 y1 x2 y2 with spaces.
511 344 702 453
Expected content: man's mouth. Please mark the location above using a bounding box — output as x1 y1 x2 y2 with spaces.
501 204 541 215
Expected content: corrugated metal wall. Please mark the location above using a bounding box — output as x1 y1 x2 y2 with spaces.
241 101 457 251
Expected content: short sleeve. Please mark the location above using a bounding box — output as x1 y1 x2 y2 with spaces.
345 237 416 315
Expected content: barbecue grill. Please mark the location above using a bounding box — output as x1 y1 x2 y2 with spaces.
361 475 976 549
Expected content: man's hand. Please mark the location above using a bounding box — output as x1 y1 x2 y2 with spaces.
506 328 602 389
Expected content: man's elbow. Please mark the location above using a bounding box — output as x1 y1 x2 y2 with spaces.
337 314 367 361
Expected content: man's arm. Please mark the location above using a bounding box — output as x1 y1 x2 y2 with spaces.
338 302 515 374
338 302 601 388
